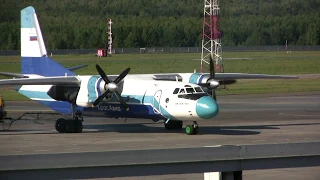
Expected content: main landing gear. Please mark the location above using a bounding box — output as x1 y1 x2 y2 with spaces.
55 104 83 133
164 120 199 135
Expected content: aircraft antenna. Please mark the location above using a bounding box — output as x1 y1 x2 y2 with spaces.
200 0 224 75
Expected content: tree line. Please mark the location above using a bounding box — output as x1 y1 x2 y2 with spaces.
0 0 319 50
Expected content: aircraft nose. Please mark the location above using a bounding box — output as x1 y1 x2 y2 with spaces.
196 96 219 119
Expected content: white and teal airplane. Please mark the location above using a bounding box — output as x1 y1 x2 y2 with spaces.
0 6 297 135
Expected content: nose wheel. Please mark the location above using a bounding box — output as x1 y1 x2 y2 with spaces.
185 121 199 135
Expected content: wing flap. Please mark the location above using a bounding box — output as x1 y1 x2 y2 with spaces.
0 76 81 86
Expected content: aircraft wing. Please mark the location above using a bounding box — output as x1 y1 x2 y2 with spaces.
213 73 298 79
0 76 81 86
153 73 298 81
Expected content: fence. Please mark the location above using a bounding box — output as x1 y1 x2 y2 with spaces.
1 45 319 56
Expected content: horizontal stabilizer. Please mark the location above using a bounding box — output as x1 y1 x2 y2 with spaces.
68 64 88 71
0 72 29 78
0 76 80 86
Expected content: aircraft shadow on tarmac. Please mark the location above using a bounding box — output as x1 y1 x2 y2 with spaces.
81 122 320 135
2 122 320 136
81 123 260 135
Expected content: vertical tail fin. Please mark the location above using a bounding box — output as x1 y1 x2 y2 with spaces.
20 6 75 77
21 6 47 57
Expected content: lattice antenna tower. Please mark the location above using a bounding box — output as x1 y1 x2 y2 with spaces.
108 19 113 56
200 0 224 73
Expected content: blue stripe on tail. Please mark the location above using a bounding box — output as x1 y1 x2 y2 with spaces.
21 56 76 76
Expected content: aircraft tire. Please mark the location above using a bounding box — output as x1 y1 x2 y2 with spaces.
55 118 66 133
75 120 83 133
193 121 199 135
194 126 199 135
185 125 195 135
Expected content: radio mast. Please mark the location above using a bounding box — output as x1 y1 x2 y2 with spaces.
200 0 224 74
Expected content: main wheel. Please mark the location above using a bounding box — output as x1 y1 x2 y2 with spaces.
75 121 83 133
55 118 66 133
185 125 195 135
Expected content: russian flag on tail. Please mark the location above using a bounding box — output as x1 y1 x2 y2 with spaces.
30 36 37 41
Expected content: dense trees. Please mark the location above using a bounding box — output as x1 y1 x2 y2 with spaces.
0 0 319 50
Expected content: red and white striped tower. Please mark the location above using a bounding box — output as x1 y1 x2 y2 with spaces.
200 0 224 74
108 19 112 56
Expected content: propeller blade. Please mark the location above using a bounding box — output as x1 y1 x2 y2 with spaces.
209 56 215 79
96 64 111 84
115 91 130 111
114 67 131 84
212 89 217 101
92 90 109 107
209 56 217 101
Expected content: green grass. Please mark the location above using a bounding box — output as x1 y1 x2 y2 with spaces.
217 78 320 95
0 51 319 100
1 51 320 75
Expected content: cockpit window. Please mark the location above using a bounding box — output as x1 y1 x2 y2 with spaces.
186 88 195 93
195 87 204 92
179 88 185 94
173 88 179 94
174 86 205 96
178 93 208 100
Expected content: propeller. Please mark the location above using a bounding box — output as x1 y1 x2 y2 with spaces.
208 56 217 101
92 64 130 111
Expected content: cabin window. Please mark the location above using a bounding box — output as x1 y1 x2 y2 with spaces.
173 88 179 94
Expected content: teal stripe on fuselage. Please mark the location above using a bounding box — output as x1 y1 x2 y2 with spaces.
88 76 100 103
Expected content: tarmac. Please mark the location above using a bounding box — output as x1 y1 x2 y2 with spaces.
0 92 319 179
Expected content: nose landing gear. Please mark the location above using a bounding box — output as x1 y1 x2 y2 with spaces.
185 121 199 135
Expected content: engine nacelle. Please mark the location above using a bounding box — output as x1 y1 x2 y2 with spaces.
189 74 219 89
47 85 80 103
75 75 121 107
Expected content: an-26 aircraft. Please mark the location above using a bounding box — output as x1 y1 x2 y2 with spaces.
0 6 297 135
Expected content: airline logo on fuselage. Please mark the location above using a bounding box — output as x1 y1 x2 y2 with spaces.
97 105 121 111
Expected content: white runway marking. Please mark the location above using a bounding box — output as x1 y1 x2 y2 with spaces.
203 145 222 148
36 149 50 152
279 113 320 117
